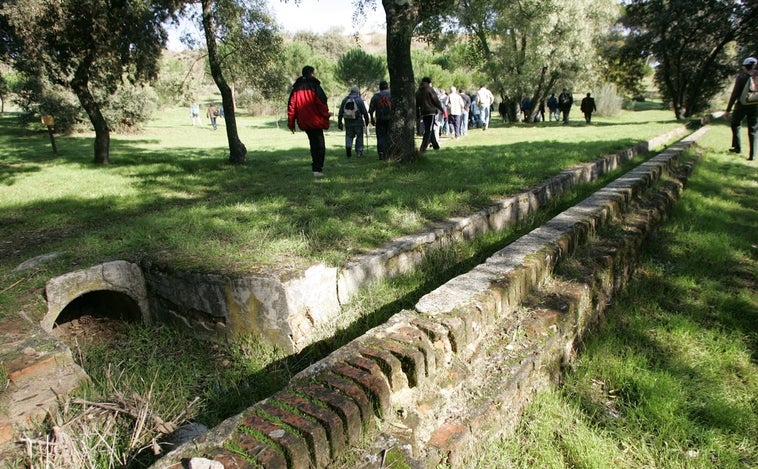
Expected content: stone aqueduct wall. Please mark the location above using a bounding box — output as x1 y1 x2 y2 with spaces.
150 130 705 468
43 126 690 354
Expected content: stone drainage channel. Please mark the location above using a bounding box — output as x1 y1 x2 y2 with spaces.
0 124 707 465
152 126 706 468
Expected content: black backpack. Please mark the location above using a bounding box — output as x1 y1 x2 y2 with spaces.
343 98 357 119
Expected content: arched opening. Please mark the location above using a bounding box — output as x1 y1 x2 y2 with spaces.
52 290 142 346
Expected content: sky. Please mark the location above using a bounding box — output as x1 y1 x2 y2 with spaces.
269 0 386 34
167 0 386 50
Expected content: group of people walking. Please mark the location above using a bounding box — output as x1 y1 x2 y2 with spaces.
189 102 223 130
286 64 644 176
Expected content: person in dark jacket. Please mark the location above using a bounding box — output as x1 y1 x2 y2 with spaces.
338 85 370 158
558 88 573 125
287 66 331 177
546 93 559 121
415 77 445 154
369 80 392 160
580 92 597 124
726 57 758 161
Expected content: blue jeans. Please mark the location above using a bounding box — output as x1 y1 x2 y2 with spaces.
480 106 491 129
345 121 365 154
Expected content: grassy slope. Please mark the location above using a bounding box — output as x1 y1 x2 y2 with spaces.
475 122 758 469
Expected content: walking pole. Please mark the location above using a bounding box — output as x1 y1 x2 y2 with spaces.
365 121 370 155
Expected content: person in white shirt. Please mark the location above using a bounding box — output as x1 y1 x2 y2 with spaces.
476 84 495 130
447 86 465 139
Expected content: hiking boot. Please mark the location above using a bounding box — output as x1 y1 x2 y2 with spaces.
313 171 324 177
357 151 363 158
729 148 740 153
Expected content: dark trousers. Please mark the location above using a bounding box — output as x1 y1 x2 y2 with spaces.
375 120 389 158
730 104 758 160
583 112 593 123
420 114 440 152
561 107 571 124
305 129 326 171
449 114 461 137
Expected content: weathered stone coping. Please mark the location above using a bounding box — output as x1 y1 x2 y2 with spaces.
151 128 706 468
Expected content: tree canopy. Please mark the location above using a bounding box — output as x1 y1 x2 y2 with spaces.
0 0 183 163
624 0 758 119
456 0 620 122
334 48 386 94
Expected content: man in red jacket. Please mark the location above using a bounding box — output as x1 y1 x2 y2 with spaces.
288 66 331 176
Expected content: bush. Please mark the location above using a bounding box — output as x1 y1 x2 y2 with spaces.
100 84 158 133
595 83 623 117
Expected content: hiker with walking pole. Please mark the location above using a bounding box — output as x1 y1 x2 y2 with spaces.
337 85 370 158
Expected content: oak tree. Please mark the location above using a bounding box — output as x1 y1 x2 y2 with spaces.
0 0 183 164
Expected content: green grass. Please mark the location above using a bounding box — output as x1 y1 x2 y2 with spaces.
0 107 682 319
1 106 703 467
475 122 758 468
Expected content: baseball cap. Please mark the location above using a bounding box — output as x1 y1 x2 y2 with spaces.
742 57 757 66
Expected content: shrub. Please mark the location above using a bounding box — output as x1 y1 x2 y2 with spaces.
99 83 158 133
595 83 623 117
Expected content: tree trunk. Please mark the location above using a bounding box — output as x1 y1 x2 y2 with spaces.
202 0 247 164
384 0 421 163
71 61 110 164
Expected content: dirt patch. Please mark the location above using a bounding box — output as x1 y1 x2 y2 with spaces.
50 315 129 348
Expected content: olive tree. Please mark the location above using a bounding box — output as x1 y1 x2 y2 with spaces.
456 0 620 123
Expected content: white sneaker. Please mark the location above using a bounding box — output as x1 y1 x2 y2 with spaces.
312 171 324 177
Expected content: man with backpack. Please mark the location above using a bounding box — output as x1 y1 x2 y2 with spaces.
369 80 392 160
338 86 370 158
558 88 573 125
726 57 758 161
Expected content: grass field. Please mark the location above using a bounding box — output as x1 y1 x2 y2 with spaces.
2 105 757 468
0 106 683 317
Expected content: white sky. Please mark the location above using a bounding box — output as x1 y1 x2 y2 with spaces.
269 0 386 34
167 0 386 50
